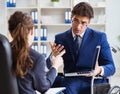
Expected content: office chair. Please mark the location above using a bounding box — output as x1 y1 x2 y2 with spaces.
0 34 19 94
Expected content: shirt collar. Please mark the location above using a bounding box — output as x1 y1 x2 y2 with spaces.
72 30 85 39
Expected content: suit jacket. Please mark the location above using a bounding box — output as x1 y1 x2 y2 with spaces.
17 48 57 94
47 27 115 94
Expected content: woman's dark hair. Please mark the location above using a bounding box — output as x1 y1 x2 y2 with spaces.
72 2 94 19
8 11 34 78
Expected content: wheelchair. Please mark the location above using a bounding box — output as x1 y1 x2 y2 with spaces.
108 85 120 94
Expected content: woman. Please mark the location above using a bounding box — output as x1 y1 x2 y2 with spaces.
8 11 65 94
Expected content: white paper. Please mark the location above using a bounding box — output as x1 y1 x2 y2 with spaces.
45 87 66 94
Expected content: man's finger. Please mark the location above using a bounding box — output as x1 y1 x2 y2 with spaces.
58 49 66 57
49 42 56 50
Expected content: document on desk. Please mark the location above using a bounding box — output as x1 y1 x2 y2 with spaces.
45 87 66 94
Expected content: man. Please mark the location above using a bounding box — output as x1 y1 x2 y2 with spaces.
47 2 115 94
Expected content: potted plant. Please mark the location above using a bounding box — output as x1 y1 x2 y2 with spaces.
51 0 59 2
117 35 120 51
51 0 60 7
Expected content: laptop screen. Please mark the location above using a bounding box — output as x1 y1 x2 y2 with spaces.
91 45 101 70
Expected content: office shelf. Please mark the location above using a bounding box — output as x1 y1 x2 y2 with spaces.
5 0 107 72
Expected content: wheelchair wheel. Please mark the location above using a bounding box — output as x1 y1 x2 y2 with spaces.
108 85 120 94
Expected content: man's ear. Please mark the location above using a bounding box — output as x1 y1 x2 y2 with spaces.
87 19 91 26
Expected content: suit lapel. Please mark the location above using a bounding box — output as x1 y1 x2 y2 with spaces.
65 28 93 63
78 28 93 57
65 29 76 62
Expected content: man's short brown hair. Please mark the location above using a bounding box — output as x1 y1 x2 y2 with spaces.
72 2 94 19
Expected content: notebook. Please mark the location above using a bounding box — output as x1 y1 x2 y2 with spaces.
64 45 101 77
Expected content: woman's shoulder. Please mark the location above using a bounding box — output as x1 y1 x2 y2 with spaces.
30 48 45 63
29 48 46 72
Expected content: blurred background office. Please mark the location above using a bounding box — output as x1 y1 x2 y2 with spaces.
0 0 120 86
106 0 120 86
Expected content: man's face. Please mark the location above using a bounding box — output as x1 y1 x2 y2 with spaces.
71 15 90 35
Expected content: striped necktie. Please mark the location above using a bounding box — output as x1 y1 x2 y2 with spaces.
74 35 82 59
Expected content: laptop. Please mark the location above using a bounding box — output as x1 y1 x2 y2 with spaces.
64 45 101 77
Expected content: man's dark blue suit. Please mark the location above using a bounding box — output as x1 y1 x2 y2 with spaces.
47 27 115 94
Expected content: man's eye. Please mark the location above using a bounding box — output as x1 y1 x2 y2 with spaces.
81 21 87 25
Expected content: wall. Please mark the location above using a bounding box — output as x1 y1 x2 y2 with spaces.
106 0 120 69
106 0 120 86
0 0 6 35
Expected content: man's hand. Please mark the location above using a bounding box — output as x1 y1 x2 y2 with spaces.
49 42 66 70
87 61 102 77
49 42 65 57
93 63 102 76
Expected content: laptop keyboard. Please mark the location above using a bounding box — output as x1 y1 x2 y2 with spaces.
64 71 94 77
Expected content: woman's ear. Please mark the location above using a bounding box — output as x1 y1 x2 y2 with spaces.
28 27 34 46
30 27 34 35
71 15 73 21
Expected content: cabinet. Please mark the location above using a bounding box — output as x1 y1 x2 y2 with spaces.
73 0 106 32
89 0 106 32
5 0 107 72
